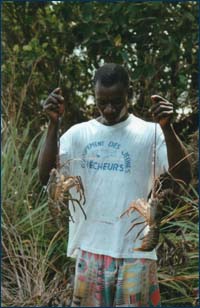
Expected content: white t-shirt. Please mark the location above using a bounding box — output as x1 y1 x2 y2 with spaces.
60 114 169 260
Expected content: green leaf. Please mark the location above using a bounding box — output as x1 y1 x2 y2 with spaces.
13 44 19 52
23 44 32 51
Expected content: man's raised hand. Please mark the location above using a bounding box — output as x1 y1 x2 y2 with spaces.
42 88 65 122
151 95 173 128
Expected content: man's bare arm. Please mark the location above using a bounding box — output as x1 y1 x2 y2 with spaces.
151 95 192 186
38 88 65 185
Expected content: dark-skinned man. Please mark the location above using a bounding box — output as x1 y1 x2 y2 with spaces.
38 63 191 307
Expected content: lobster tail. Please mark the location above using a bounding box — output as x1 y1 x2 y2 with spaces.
134 225 160 252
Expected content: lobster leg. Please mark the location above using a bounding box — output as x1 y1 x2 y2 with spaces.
69 198 87 220
130 216 142 224
134 223 148 242
125 220 145 236
120 208 135 218
77 176 86 204
59 199 75 223
63 190 87 221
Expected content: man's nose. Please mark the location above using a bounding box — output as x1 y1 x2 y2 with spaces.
104 103 115 113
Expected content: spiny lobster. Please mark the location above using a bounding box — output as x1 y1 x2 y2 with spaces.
46 116 86 229
120 122 190 252
120 180 174 252
47 167 86 228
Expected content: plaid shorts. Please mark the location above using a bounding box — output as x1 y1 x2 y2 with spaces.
71 250 161 307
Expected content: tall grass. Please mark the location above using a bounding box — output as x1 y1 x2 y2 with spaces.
157 184 199 306
2 122 74 306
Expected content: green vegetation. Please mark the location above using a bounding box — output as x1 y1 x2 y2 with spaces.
2 1 198 306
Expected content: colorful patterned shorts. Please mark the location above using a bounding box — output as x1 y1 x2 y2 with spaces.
71 250 161 307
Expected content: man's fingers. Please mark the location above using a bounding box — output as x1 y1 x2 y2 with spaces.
152 108 173 119
150 95 173 127
42 93 64 110
43 102 59 112
40 88 65 121
53 87 62 95
51 93 64 103
151 102 173 114
151 94 168 103
156 110 173 120
47 95 59 106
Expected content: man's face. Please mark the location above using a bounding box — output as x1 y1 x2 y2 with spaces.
95 81 129 125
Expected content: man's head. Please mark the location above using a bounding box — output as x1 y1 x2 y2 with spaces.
94 63 132 125
94 63 130 89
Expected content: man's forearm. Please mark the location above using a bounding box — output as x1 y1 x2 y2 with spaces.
38 121 59 185
162 123 192 185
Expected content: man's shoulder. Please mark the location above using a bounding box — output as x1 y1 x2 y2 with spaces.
62 119 94 138
70 120 91 130
130 114 155 130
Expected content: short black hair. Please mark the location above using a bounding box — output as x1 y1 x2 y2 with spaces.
94 63 129 89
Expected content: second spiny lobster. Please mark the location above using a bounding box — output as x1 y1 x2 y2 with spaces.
120 175 175 252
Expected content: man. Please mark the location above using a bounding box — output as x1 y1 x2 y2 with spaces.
38 63 191 306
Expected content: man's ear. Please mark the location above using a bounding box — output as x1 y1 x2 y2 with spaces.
128 86 133 100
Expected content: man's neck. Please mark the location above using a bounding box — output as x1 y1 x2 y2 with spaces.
96 113 129 126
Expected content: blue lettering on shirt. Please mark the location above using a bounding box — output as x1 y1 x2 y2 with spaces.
81 140 132 173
